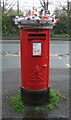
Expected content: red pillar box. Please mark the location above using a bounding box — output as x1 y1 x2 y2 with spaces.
20 28 50 105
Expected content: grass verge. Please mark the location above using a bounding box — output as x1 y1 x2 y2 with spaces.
51 34 69 38
10 88 65 112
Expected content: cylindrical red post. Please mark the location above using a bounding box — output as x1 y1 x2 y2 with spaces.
20 28 50 105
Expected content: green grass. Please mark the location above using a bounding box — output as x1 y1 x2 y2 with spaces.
47 89 61 110
10 88 65 112
51 33 69 38
10 92 24 112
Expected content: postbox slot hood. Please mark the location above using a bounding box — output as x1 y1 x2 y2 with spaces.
28 34 46 40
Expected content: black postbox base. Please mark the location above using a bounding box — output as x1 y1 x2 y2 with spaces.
21 87 50 106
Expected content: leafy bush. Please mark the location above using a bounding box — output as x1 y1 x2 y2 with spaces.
53 16 69 34
2 15 20 36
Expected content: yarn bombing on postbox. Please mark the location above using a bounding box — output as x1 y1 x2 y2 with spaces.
13 7 58 29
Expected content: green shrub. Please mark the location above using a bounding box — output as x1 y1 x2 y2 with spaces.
2 15 20 36
53 16 69 34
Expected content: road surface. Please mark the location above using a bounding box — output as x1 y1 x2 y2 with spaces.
1 40 70 69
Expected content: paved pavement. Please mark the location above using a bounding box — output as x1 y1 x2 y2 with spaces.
0 40 70 119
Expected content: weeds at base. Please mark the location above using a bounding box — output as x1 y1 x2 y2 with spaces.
10 88 66 112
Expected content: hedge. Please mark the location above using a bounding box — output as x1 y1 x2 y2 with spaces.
2 15 20 36
2 15 69 37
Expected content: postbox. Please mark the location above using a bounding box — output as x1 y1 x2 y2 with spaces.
20 28 50 105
